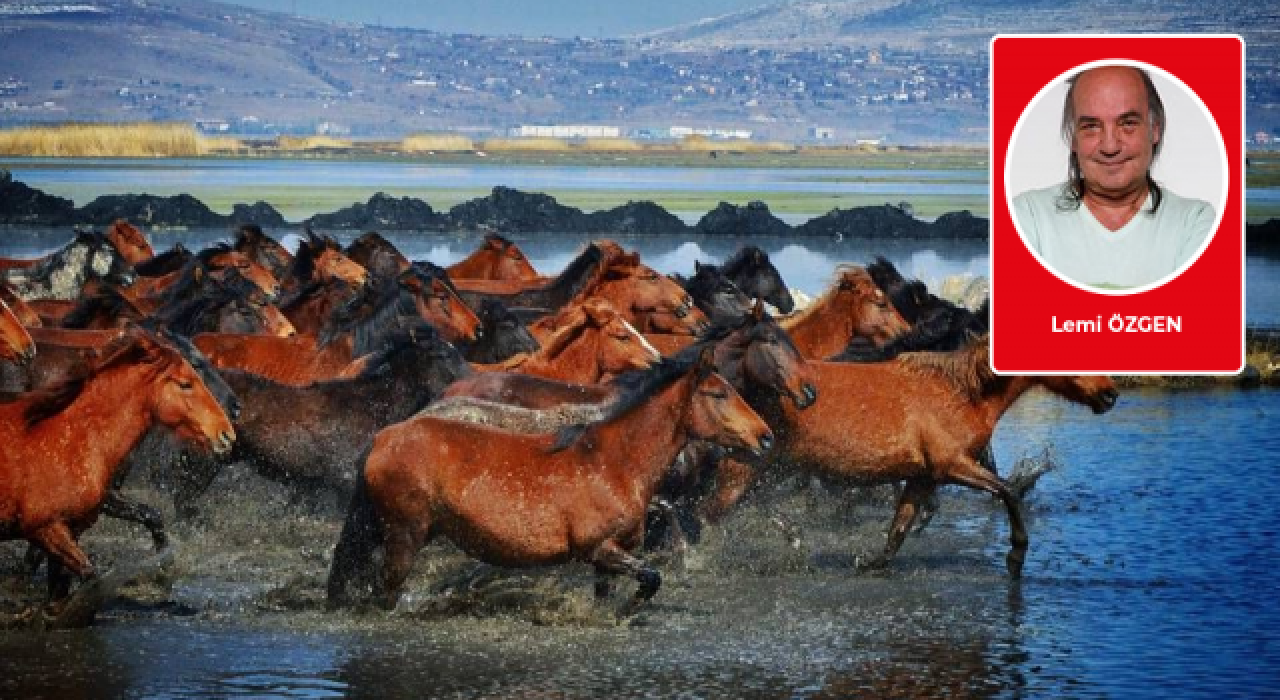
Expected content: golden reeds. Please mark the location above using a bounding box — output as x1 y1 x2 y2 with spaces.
0 122 209 157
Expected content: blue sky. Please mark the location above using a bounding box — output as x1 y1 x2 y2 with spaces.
224 1 774 38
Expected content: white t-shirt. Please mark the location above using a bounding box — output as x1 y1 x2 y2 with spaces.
1013 183 1215 290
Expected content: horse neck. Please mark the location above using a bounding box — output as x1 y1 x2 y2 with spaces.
448 254 488 278
589 374 695 486
973 374 1034 432
782 301 848 359
519 329 597 382
32 364 159 489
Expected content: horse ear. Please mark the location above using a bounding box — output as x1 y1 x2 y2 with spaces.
694 260 705 273
751 298 765 320
753 249 765 265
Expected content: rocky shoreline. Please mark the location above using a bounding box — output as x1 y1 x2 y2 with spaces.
0 170 985 238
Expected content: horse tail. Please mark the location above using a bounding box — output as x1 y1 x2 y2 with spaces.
327 442 384 608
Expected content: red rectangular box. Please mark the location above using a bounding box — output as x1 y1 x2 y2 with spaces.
991 35 1244 374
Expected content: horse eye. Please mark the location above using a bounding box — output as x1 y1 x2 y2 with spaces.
177 380 194 390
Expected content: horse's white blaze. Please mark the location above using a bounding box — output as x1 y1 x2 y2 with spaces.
623 319 661 361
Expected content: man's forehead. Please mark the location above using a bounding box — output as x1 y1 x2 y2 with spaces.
1072 66 1149 116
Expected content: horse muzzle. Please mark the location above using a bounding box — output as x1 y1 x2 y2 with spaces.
212 429 236 455
1092 389 1119 414
793 383 818 409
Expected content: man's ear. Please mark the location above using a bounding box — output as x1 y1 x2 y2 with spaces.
1151 119 1161 149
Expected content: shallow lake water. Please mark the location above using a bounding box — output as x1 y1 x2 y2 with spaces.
0 229 1277 698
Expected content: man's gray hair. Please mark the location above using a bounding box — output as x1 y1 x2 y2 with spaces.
1057 65 1166 212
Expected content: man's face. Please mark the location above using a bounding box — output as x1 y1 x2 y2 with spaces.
1070 66 1160 200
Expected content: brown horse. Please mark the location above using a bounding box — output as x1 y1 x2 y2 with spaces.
0 328 235 608
780 266 910 359
233 224 294 282
0 298 35 366
0 283 41 327
281 231 369 294
447 234 540 281
193 264 472 384
475 298 659 383
327 345 774 610
704 336 1118 578
103 220 155 266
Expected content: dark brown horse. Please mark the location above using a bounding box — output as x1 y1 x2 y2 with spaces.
327 345 773 611
233 224 294 282
703 336 1118 578
720 246 794 313
0 298 35 366
345 231 409 286
447 234 540 281
151 322 473 517
0 327 235 609
462 299 540 364
780 266 910 359
280 230 369 295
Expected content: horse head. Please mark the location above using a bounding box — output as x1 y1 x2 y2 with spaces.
104 220 155 265
686 347 774 457
199 244 282 301
346 232 410 285
716 300 817 409
685 260 752 324
724 246 793 314
234 224 293 281
402 262 482 344
465 299 539 363
834 266 911 346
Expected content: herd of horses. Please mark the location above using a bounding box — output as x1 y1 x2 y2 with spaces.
0 220 1118 623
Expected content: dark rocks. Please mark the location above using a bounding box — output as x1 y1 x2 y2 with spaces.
1247 218 1280 250
308 192 446 230
448 186 586 233
77 193 225 227
797 205 989 239
695 200 791 237
229 201 287 228
797 204 928 238
0 169 77 225
932 209 989 238
581 200 690 235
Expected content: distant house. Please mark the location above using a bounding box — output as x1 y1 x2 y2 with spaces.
809 127 835 140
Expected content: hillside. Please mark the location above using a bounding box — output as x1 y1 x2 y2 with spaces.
0 0 1274 143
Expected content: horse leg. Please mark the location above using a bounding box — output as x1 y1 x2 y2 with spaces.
380 522 429 611
29 523 94 606
699 455 758 523
863 479 934 570
170 453 222 520
591 540 661 615
914 444 997 535
101 490 168 550
947 456 1028 579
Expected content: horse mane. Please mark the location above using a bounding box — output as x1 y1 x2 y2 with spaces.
60 285 143 329
195 242 237 266
540 242 610 304
235 224 266 244
409 261 460 296
551 338 712 451
290 230 344 283
721 245 767 277
319 275 418 355
347 321 452 380
133 244 192 277
154 267 261 336
484 232 515 249
782 265 872 328
897 335 994 401
22 329 159 428
868 257 934 325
